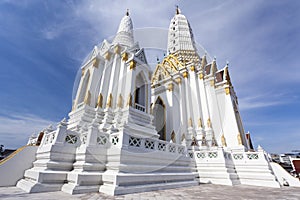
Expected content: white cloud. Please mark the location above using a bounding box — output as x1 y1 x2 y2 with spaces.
0 113 56 149
238 92 290 110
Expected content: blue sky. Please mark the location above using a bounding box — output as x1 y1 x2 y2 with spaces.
0 0 299 153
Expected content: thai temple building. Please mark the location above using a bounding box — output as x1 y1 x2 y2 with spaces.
1 8 298 195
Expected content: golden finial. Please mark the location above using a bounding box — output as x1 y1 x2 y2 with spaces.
221 134 227 147
106 93 113 108
207 118 211 128
97 93 103 108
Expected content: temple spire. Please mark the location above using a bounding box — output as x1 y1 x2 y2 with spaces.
112 10 134 47
168 7 196 53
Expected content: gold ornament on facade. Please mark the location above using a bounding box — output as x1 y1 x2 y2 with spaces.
198 118 202 128
114 45 120 54
105 52 111 60
175 77 182 84
221 134 227 147
129 60 136 70
97 93 103 108
106 93 113 108
167 83 174 91
190 65 195 71
92 58 99 68
127 93 132 107
84 91 91 105
183 71 188 78
237 133 243 145
81 69 85 77
122 52 128 61
207 118 212 128
225 87 230 95
117 94 123 108
210 80 215 86
199 72 204 79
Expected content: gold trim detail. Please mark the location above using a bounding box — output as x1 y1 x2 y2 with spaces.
190 65 195 71
168 83 173 91
105 52 111 60
207 118 212 128
175 77 182 84
81 69 85 77
122 52 128 61
117 94 123 108
183 71 188 78
221 134 227 147
237 133 243 145
210 80 215 86
199 72 203 79
129 60 136 70
225 87 230 95
114 45 120 54
106 93 113 108
127 93 132 107
92 58 99 68
97 93 103 108
84 90 91 105
198 118 202 128
0 145 27 165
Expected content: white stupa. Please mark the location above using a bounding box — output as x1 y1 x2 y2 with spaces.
8 8 292 196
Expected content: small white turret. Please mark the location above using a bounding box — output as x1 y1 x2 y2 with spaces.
112 10 134 47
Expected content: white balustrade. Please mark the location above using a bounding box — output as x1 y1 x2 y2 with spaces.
126 135 187 156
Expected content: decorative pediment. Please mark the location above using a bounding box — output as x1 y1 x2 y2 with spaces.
151 64 171 85
135 48 147 64
99 40 110 55
151 54 182 85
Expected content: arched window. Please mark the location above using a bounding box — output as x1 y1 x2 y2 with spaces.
153 97 166 141
134 72 147 112
77 70 90 104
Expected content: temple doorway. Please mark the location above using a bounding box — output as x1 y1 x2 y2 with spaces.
153 97 166 140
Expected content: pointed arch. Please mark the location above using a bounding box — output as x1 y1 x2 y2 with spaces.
153 96 166 141
134 71 148 111
77 70 90 105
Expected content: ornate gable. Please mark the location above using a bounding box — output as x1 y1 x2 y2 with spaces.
135 48 147 64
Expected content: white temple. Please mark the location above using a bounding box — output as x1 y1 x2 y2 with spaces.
7 8 298 195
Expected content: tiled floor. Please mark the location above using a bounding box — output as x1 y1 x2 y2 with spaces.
0 184 300 200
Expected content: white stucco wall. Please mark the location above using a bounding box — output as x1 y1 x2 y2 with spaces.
0 145 37 187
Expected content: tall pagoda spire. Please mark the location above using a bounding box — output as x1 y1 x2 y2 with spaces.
112 9 134 47
167 7 199 63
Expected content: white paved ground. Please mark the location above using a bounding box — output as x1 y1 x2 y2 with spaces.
0 184 300 200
